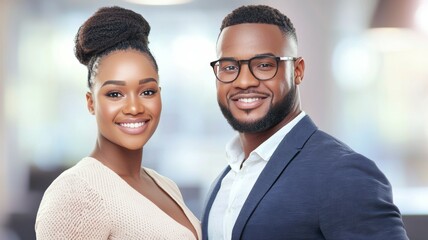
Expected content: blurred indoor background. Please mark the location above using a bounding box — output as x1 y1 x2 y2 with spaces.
1 0 427 239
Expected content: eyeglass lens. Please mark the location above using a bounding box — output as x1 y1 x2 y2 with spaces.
213 56 279 82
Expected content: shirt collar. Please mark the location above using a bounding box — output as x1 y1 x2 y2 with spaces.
225 111 306 171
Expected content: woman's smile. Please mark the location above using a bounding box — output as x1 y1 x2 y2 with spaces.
116 119 149 135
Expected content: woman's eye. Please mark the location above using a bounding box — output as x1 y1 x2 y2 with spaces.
106 92 122 98
142 89 157 96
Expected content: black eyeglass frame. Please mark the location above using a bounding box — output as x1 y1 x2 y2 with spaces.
209 55 299 83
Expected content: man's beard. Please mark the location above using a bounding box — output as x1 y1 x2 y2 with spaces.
218 86 297 133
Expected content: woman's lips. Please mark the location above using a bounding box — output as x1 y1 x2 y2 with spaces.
116 120 149 135
119 122 145 128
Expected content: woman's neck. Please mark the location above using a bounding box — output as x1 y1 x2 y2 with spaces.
90 138 144 180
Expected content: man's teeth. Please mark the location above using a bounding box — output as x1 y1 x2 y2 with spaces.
120 122 145 128
238 98 260 103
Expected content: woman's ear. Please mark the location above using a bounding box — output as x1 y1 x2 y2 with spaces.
294 57 305 85
86 92 95 115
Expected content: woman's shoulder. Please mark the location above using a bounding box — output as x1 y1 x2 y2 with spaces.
41 158 99 199
47 157 99 185
40 157 115 205
36 158 112 239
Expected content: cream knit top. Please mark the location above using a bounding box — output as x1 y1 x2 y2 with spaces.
35 157 201 239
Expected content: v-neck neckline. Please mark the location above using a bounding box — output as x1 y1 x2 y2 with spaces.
83 157 199 239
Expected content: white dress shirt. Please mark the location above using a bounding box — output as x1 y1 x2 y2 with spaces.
208 112 306 240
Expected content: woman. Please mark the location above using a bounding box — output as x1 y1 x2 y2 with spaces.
35 6 201 239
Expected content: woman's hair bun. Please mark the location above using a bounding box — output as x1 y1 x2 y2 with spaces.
74 6 151 66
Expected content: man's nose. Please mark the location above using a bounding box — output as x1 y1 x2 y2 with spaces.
232 63 259 89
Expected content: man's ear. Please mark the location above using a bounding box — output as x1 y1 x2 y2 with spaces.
294 57 305 85
86 92 95 115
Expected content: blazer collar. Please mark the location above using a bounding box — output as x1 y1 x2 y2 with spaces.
201 165 231 240
231 115 318 239
201 115 318 240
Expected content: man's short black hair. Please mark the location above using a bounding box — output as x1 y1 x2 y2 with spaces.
220 5 297 43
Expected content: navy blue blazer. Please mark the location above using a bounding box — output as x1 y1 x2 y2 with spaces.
201 116 408 240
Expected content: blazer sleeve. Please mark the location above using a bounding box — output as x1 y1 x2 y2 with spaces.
35 174 111 239
319 152 408 240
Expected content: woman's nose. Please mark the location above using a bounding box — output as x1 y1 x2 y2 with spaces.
122 95 144 115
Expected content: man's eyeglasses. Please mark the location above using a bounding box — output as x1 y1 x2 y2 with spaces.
209 55 298 83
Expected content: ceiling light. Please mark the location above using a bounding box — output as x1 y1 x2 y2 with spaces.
124 0 193 5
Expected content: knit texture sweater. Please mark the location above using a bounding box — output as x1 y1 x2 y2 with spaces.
35 157 201 239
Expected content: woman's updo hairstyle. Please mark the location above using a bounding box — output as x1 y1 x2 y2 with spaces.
74 6 158 88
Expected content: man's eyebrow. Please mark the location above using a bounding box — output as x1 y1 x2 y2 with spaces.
218 53 276 61
255 53 275 57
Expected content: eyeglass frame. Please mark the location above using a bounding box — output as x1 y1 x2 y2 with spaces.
209 55 299 83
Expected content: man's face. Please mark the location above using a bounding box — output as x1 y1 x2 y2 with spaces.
215 23 302 133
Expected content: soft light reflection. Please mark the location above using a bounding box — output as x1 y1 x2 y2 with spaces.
395 188 428 214
169 33 217 103
415 0 428 34
171 34 215 79
332 37 380 90
50 33 83 86
366 28 426 52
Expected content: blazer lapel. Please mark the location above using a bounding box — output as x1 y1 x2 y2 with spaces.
201 166 231 240
231 115 318 239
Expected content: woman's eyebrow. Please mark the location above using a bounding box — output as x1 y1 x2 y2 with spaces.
139 78 157 84
100 78 157 88
101 80 125 87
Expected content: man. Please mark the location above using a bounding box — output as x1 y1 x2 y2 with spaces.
202 5 408 240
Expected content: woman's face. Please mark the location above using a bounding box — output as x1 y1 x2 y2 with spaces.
86 49 161 151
